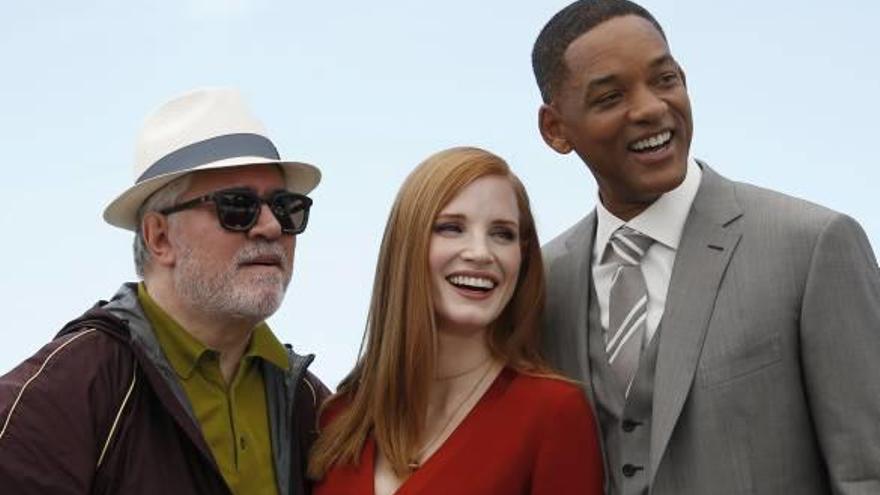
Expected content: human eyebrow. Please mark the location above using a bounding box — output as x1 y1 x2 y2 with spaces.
435 213 465 221
649 54 678 70
491 218 519 228
583 74 619 100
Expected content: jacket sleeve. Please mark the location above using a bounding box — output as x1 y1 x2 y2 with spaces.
531 384 604 495
800 214 880 494
296 371 331 452
296 371 332 495
0 329 135 494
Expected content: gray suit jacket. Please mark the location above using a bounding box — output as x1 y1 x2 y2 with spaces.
542 164 880 494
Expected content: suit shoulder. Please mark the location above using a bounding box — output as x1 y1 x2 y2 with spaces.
706 171 877 268
711 174 869 247
542 213 594 262
732 178 842 227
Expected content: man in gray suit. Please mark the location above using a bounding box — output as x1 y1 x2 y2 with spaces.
532 1 880 493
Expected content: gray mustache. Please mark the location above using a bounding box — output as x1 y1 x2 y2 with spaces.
234 242 290 267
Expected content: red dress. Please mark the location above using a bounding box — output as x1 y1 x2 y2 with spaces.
314 368 604 494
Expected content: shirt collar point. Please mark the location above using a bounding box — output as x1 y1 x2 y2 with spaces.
594 157 700 257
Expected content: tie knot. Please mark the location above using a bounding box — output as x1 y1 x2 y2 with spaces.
607 226 654 265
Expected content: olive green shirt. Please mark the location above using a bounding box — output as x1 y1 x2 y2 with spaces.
138 283 287 495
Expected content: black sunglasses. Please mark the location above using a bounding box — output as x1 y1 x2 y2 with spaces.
160 187 312 235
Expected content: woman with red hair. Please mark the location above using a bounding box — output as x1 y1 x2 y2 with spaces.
309 147 603 494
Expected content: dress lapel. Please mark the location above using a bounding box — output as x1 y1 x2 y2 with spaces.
649 164 743 482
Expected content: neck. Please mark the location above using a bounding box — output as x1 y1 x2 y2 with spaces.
433 325 493 380
408 325 500 471
598 191 657 221
427 325 497 409
144 275 257 382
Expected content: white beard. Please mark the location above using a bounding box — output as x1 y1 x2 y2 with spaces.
173 240 292 322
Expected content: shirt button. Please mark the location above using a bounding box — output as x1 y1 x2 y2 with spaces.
239 437 247 450
621 419 641 432
622 464 643 477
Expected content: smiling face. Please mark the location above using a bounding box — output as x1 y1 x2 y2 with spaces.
428 175 523 335
167 164 295 321
539 14 693 220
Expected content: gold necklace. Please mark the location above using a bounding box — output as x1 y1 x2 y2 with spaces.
408 360 496 470
434 357 493 380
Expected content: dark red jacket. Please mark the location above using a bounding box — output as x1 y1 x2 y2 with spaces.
0 283 328 494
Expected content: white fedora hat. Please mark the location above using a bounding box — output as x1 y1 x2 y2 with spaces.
103 87 321 231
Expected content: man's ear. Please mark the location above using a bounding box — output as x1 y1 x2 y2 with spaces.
538 103 572 154
142 212 176 268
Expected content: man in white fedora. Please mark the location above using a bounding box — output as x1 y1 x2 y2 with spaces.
0 87 328 495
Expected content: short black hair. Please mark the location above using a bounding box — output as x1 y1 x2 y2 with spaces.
532 0 666 103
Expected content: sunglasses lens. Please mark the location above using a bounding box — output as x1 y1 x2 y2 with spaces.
216 190 260 230
272 192 311 234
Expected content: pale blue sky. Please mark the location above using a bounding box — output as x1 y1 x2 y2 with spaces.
2 0 878 385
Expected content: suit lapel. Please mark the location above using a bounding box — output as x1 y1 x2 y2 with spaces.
649 165 743 481
555 212 597 401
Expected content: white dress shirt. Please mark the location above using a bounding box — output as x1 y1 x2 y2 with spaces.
592 158 702 343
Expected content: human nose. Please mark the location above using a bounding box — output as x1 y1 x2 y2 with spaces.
460 233 492 263
628 86 666 123
247 202 283 240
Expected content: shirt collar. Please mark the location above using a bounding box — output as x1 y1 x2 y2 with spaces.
138 283 208 379
137 283 289 378
247 323 290 371
593 157 702 260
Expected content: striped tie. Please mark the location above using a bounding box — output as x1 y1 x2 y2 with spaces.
605 226 654 394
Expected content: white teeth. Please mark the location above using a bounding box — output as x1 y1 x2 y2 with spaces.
630 131 672 151
448 275 495 289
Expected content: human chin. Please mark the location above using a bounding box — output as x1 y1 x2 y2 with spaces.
435 304 498 334
227 282 286 320
228 243 293 319
228 257 292 319
175 247 287 322
621 147 687 199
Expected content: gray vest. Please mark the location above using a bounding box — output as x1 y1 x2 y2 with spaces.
588 283 661 495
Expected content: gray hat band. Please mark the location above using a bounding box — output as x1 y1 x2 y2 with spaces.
137 133 280 183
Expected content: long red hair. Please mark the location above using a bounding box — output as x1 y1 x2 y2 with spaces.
308 147 551 478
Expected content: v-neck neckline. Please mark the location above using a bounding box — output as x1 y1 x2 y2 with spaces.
368 367 514 495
